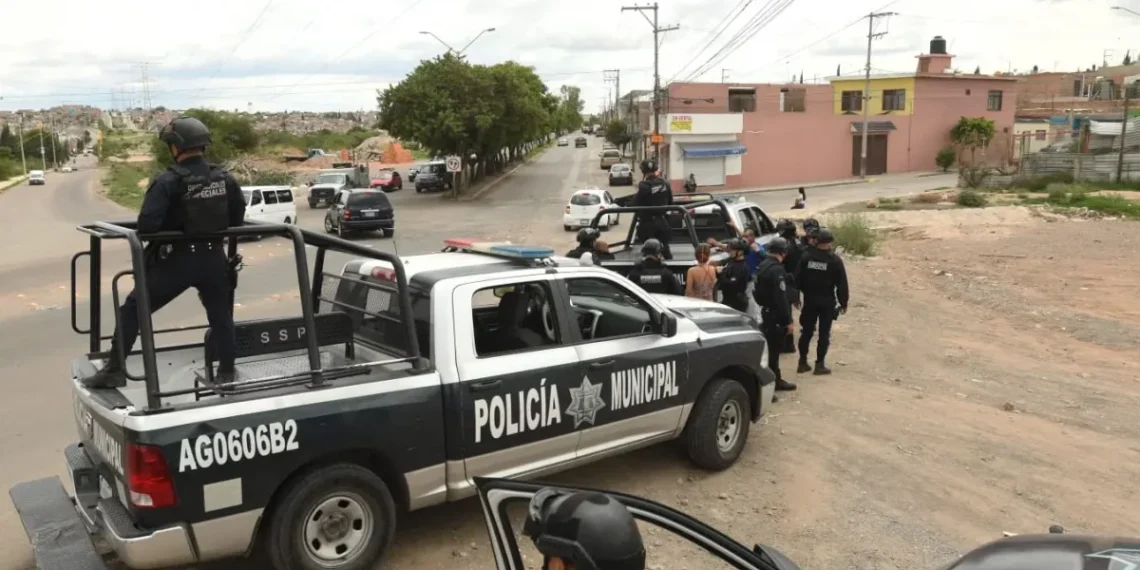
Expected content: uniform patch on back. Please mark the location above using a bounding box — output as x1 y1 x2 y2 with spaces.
807 261 828 271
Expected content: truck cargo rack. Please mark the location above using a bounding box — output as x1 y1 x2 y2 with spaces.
589 200 736 252
70 220 425 412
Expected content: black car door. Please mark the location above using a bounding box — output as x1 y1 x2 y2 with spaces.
474 477 798 570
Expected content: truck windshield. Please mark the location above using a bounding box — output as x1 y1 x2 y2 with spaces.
316 174 346 185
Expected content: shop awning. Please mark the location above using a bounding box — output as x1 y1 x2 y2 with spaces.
849 121 897 134
679 141 748 158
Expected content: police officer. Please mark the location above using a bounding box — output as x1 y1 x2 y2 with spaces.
627 239 682 295
794 228 849 376
566 228 601 259
523 487 646 570
801 218 821 249
87 117 247 389
716 238 751 313
753 237 797 391
632 157 673 260
775 219 803 354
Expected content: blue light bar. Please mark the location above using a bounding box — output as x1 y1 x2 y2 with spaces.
443 239 554 260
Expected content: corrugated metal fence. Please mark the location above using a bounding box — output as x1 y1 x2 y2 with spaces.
1021 152 1140 182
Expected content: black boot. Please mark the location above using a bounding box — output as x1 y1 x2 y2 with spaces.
83 355 126 389
796 358 811 374
813 361 832 375
775 378 798 391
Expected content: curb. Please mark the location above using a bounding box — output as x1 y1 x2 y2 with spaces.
0 175 29 193
724 178 868 197
465 146 552 201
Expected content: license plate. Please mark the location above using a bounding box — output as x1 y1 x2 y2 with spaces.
580 219 590 225
99 477 112 500
363 211 377 218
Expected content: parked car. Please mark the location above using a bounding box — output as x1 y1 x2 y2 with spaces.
599 149 622 170
369 168 403 192
564 187 619 231
408 166 420 181
242 186 297 224
608 163 633 186
575 136 588 148
558 138 569 146
28 170 45 185
415 160 451 193
324 189 395 238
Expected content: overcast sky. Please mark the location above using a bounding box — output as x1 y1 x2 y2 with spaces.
1 0 1138 115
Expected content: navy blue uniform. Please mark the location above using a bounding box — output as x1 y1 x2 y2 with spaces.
716 258 751 312
753 257 792 382
794 247 849 365
633 175 673 259
628 258 682 295
115 155 246 371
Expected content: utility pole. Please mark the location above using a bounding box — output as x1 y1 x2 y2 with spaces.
603 69 620 123
722 69 730 83
16 116 27 175
858 10 896 179
1117 89 1131 182
37 122 46 171
49 114 58 168
622 2 679 160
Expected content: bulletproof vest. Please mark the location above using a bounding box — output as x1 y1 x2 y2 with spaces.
753 261 785 308
799 250 835 297
171 164 229 235
645 176 670 206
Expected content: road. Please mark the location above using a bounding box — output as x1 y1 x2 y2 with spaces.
0 135 956 570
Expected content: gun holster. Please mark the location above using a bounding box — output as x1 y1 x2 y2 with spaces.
227 253 244 290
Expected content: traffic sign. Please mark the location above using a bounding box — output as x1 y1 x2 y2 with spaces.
445 155 462 172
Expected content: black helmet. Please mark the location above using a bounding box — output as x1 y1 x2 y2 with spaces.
159 117 212 151
641 238 662 256
816 228 835 244
775 219 797 236
523 488 646 570
639 158 658 175
802 218 820 234
577 227 601 246
765 236 789 255
725 237 749 252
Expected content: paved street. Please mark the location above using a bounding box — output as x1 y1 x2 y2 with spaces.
0 135 958 569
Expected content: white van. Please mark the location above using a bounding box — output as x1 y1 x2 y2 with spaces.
243 186 297 224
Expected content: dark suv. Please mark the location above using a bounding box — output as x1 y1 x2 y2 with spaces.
323 189 394 238
574 137 587 148
414 162 451 193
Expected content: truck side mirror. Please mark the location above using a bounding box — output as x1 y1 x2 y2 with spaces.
659 312 678 337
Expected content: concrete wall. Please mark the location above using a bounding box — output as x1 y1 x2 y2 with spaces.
910 76 1019 170
1022 152 1140 182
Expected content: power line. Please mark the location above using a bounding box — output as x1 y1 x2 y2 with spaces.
668 0 753 83
736 14 866 76
683 0 796 82
195 0 277 98
621 2 680 159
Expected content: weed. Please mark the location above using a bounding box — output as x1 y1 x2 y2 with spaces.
956 189 988 208
102 161 156 210
877 202 904 211
911 192 944 204
830 214 878 256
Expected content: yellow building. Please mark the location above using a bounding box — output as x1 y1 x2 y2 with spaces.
829 76 916 116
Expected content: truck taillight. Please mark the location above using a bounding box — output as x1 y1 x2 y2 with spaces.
344 210 351 220
371 267 396 281
127 443 177 509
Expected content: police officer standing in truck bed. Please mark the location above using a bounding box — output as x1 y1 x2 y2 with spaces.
87 117 247 389
633 157 673 259
794 228 849 376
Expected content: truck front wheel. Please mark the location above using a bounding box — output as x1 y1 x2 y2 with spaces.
264 463 396 570
683 377 751 471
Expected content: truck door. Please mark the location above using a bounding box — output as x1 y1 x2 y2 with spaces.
560 275 691 459
452 275 583 484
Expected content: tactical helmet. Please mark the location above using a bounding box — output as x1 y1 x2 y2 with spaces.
802 218 821 234
639 157 658 175
725 237 749 252
159 117 212 151
523 488 646 570
815 228 834 244
765 236 789 255
775 219 797 236
577 227 601 246
641 238 663 256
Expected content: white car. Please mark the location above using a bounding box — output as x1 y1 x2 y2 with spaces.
60 166 75 173
557 138 569 146
243 186 297 224
563 187 619 231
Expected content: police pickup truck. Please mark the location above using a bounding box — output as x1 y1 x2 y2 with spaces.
595 193 779 286
10 223 775 570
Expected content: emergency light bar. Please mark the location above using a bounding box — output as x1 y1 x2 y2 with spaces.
443 239 555 260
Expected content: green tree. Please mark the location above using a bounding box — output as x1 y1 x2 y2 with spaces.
148 109 259 167
950 116 996 166
557 85 585 133
935 146 956 172
0 124 14 153
604 119 632 150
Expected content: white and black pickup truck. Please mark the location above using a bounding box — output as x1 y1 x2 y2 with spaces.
9 226 775 570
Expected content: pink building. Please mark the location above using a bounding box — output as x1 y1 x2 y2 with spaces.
657 37 1019 191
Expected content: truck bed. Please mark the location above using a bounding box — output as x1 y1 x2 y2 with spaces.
76 342 415 411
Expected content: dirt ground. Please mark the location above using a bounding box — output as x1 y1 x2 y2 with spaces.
341 210 1140 570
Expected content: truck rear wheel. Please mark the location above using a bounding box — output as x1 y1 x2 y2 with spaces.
683 377 751 471
264 463 396 570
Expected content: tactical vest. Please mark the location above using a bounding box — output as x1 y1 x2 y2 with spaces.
170 163 229 235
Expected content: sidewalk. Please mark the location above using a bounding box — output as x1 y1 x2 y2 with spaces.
703 171 956 197
0 175 28 193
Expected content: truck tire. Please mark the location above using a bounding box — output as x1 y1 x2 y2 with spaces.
264 463 396 570
683 377 751 471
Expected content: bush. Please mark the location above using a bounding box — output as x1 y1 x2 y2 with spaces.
1018 172 1074 191
242 169 295 186
0 158 21 180
102 161 157 210
935 146 956 172
912 192 944 204
956 189 988 208
830 214 878 256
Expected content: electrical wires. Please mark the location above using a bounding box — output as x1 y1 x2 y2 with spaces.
682 0 797 82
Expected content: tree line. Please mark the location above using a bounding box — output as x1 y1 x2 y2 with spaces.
0 123 75 179
376 53 584 189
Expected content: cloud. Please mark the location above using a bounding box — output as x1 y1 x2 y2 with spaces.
1 0 1138 112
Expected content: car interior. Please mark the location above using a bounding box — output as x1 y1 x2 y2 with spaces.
472 278 655 357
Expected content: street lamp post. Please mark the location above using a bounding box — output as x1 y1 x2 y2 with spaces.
419 28 496 56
